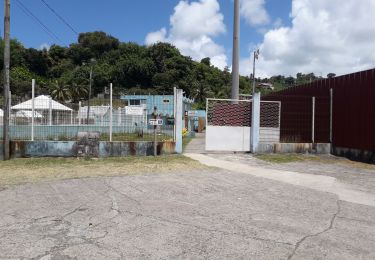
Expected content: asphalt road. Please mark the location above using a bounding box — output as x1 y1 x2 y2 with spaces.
0 165 374 259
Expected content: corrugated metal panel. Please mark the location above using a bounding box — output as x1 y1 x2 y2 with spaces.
264 68 375 150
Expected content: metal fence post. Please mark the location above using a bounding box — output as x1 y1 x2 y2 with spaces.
49 97 52 126
312 96 315 143
78 101 81 126
109 83 113 142
330 89 333 143
118 107 121 126
31 79 35 141
173 87 177 142
174 88 183 154
153 106 157 156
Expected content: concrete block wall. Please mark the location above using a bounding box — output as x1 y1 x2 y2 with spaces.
0 141 176 160
257 143 331 154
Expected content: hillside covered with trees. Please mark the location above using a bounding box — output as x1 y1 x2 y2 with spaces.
0 31 333 108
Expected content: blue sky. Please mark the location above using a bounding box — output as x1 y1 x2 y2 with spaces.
4 1 290 63
2 0 374 77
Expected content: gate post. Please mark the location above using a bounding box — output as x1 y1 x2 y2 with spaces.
251 92 261 153
174 88 183 154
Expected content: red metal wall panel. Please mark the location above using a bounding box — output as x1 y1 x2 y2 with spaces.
264 68 375 150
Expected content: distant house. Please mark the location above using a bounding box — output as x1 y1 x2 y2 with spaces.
257 83 274 91
11 95 73 125
121 94 194 127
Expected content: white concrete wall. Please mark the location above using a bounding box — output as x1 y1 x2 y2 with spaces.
206 126 280 152
206 126 250 151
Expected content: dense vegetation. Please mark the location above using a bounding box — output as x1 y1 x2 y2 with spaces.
0 31 334 108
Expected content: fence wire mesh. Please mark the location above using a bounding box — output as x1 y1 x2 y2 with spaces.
1 94 176 142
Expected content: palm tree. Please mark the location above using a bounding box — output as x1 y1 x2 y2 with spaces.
50 80 71 102
69 83 88 103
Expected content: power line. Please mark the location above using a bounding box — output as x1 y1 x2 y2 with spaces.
14 0 63 44
40 0 78 35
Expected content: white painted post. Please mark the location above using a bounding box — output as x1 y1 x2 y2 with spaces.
70 110 73 125
174 88 183 154
49 96 52 126
31 79 35 141
312 96 315 143
251 92 261 153
173 87 176 142
78 101 81 126
109 83 113 142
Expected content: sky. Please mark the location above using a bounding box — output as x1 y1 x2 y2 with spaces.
2 0 375 78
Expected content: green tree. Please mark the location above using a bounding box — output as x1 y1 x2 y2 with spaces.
69 83 88 103
50 80 71 102
78 31 119 58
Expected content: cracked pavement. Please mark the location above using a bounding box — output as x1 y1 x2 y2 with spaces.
0 164 375 259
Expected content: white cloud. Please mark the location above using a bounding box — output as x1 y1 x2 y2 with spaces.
240 0 375 78
145 0 228 69
38 43 50 51
240 0 270 26
145 28 167 44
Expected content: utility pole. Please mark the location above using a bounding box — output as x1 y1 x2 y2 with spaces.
252 49 259 94
231 0 240 100
3 0 10 160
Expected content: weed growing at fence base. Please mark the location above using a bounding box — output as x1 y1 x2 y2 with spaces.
0 155 207 187
255 154 321 163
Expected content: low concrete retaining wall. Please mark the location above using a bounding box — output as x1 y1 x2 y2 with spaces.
257 143 331 154
0 140 175 159
332 146 375 164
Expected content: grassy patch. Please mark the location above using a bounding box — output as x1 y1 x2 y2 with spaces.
255 154 375 170
255 153 320 163
0 155 207 188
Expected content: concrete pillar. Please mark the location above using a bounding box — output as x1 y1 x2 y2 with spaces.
174 88 183 154
251 92 261 153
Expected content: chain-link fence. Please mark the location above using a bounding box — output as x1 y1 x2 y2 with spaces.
1 93 176 142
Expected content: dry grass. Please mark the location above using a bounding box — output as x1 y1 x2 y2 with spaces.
255 153 375 169
0 155 207 187
255 154 321 163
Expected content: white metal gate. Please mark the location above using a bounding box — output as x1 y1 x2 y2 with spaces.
205 98 281 152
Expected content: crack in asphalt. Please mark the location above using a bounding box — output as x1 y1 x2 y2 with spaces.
288 200 341 260
103 180 141 206
119 208 293 247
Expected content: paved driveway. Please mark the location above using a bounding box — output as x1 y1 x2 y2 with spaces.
1 163 375 259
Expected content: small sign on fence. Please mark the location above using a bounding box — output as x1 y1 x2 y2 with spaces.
149 119 163 126
187 111 199 117
125 106 144 116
